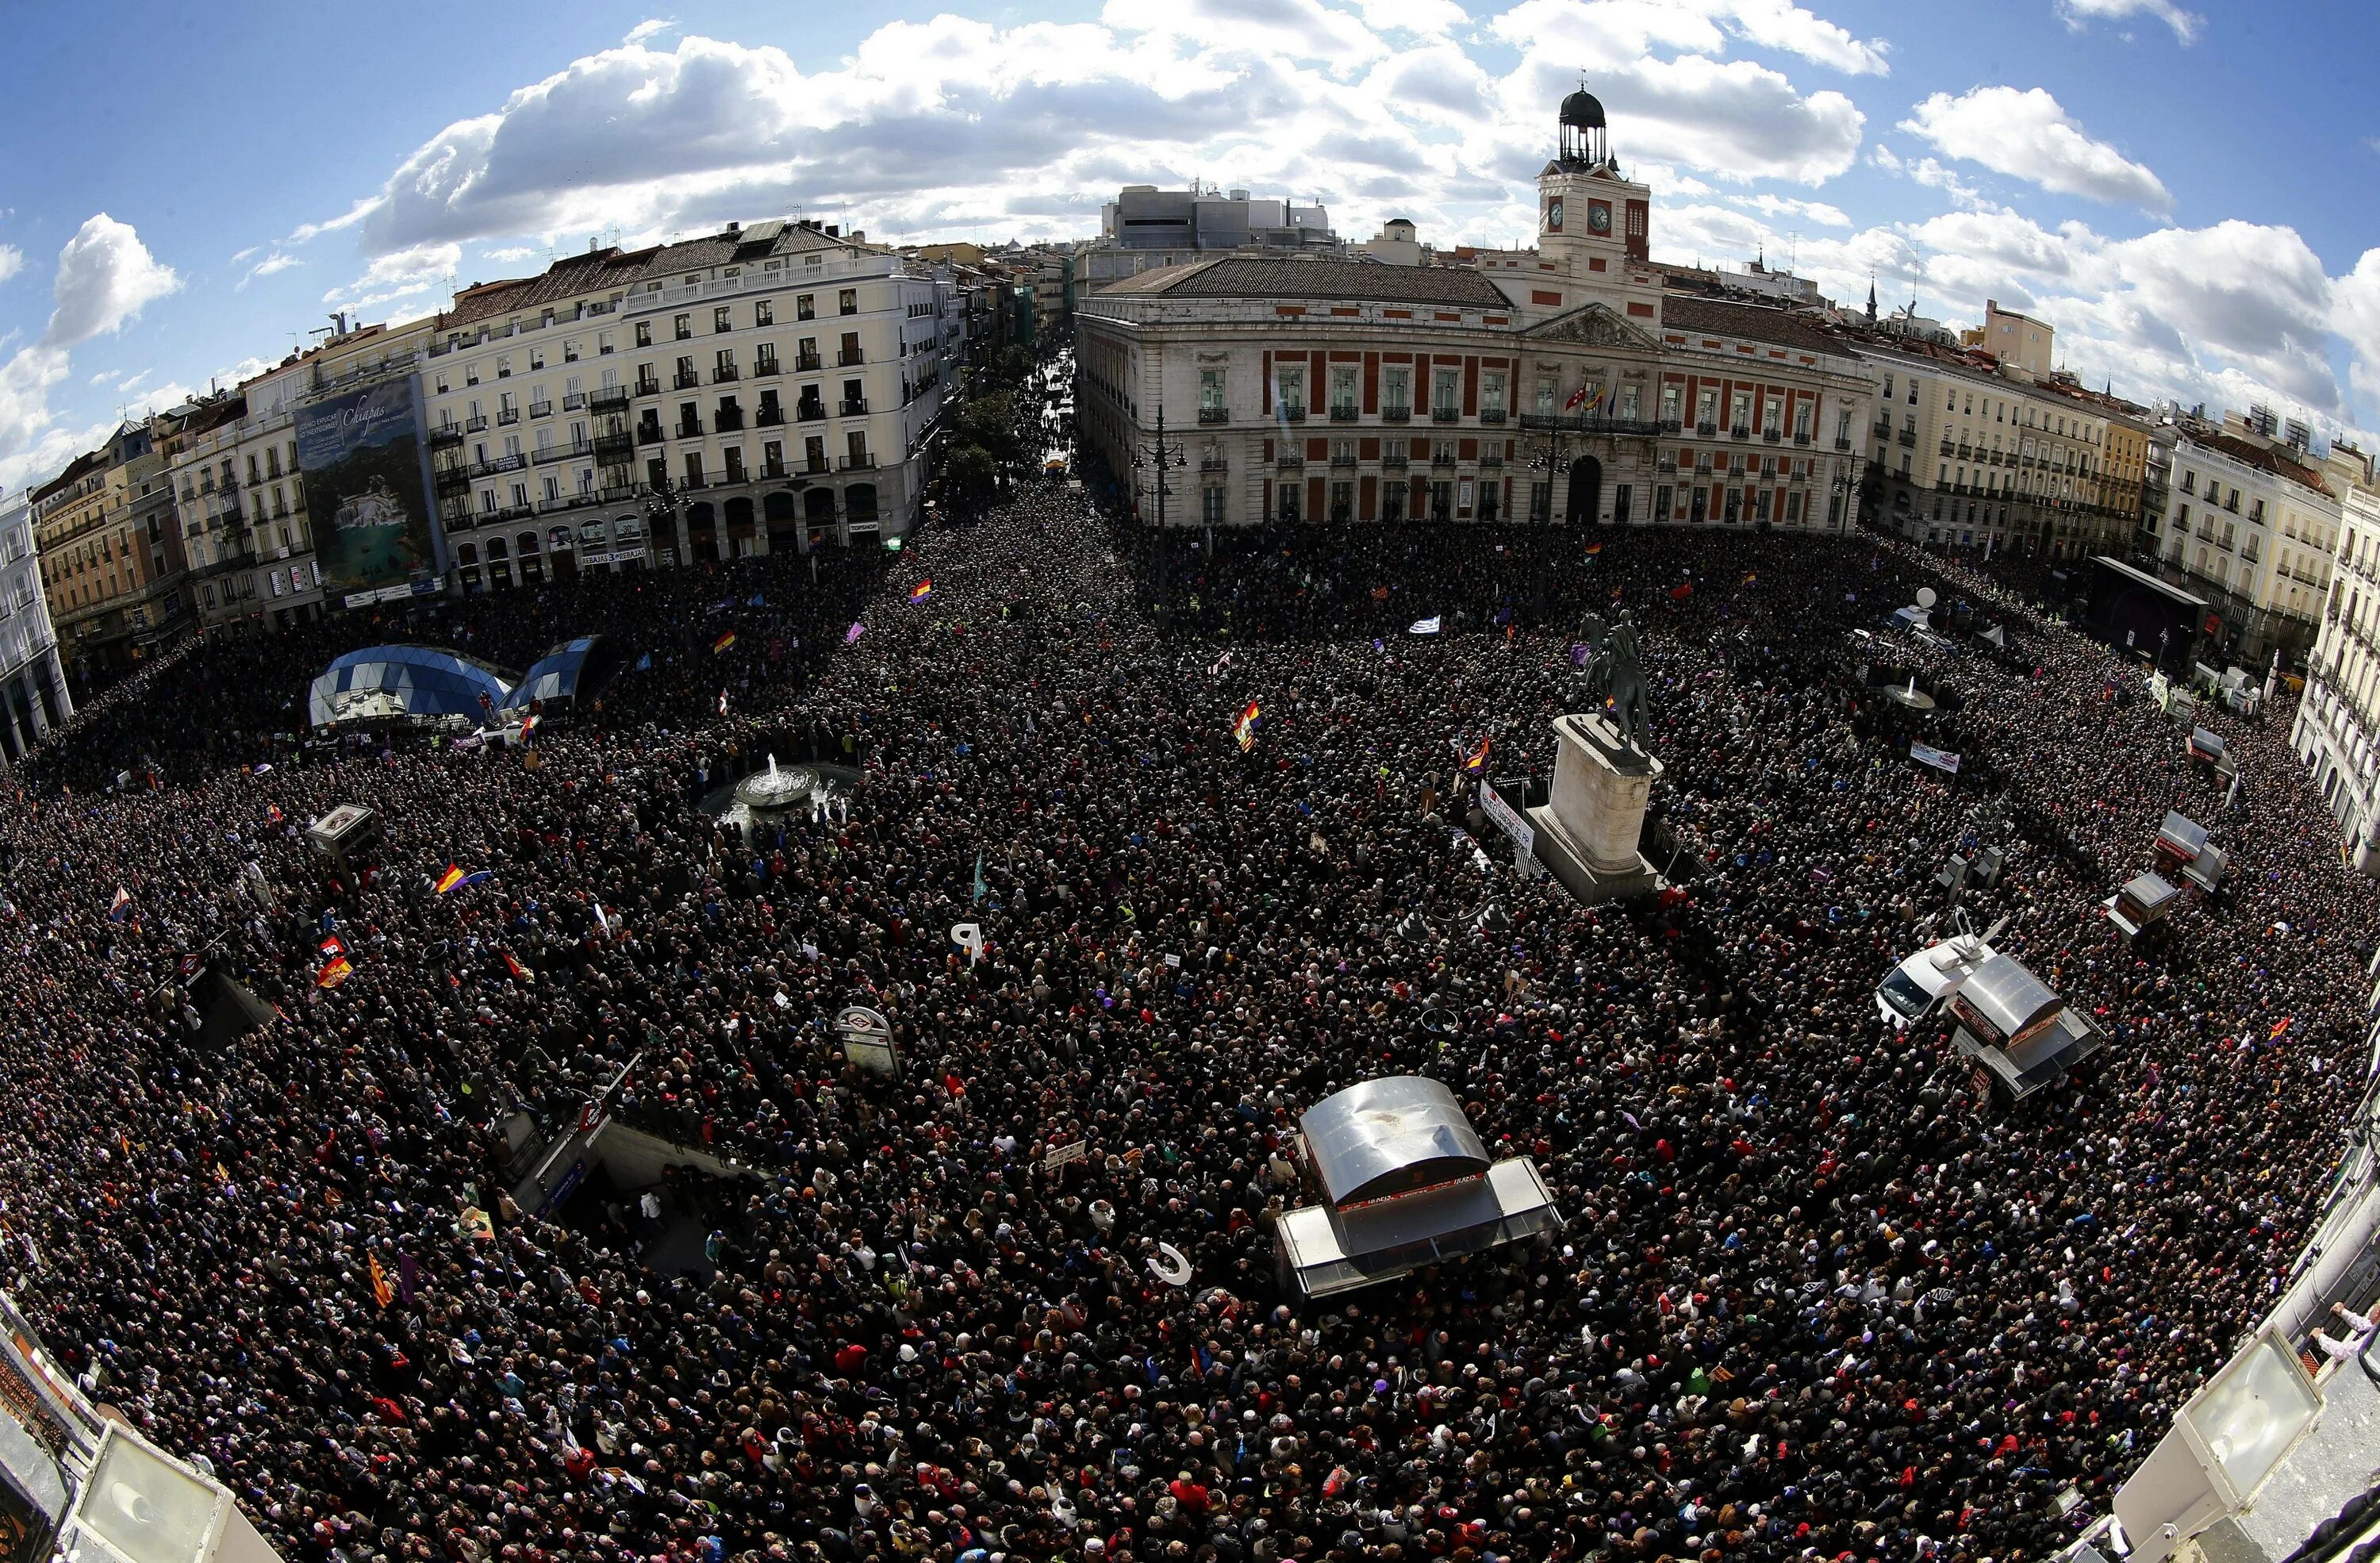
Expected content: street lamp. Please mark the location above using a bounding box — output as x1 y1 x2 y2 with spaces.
1131 407 1190 543
1827 463 1858 533
1521 425 1576 525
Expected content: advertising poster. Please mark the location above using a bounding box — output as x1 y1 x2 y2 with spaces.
298 380 440 598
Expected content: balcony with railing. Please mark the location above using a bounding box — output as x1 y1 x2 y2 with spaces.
753 356 780 378
797 402 827 423
497 408 520 426
1381 454 1409 472
1896 428 1916 447
593 429 635 460
756 405 785 427
632 378 661 397
713 364 740 383
676 418 704 439
838 349 866 367
534 440 592 466
1480 409 1507 426
1276 453 1306 470
795 351 823 372
840 397 869 417
429 424 465 448
1330 453 1357 470
1432 405 1460 424
673 370 700 390
589 386 632 413
1519 413 1678 437
716 408 746 432
529 400 553 418
1430 452 1457 470
1280 405 1307 423
1382 405 1411 424
840 452 876 470
466 414 489 433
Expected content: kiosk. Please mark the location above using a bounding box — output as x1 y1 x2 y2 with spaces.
1948 952 2108 1104
301 805 382 864
2155 811 2229 893
2106 872 2181 940
1273 1077 1561 1299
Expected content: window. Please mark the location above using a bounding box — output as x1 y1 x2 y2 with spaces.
1535 376 1557 416
1330 366 1357 415
1431 367 1459 416
839 288 858 316
714 305 733 333
716 349 736 377
1385 368 1411 414
683 452 704 486
1697 389 1718 428
635 321 653 348
1203 488 1226 526
1660 385 1679 424
1484 373 1508 416
1620 384 1640 421
797 294 816 320
846 431 870 466
755 300 774 327
674 313 693 340
1200 368 1226 413
1276 367 1305 417
1279 482 1303 522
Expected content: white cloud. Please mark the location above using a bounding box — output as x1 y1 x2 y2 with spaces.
283 6 1875 274
0 247 21 287
324 243 459 309
236 251 301 290
1708 0 1889 75
1902 86 2171 210
2056 0 2201 44
44 215 178 348
623 17 674 46
1733 191 1851 226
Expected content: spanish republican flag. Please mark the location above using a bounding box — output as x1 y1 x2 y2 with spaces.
433 865 466 896
369 1252 394 1309
908 580 935 605
1233 701 1261 752
2271 1016 2294 1040
1462 735 1491 774
712 631 736 655
1583 542 1603 557
503 950 535 985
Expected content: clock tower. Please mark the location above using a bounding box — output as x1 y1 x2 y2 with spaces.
1523 85 1656 323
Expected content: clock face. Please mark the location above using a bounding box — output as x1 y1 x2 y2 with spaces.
1546 198 1564 232
1587 202 1612 234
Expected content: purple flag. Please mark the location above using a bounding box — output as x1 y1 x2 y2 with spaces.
846 622 866 643
397 1251 419 1305
1571 643 1591 666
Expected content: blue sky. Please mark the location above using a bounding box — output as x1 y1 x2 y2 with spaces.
6 0 2380 493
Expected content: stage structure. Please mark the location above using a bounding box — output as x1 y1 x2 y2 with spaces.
1273 1076 1561 1298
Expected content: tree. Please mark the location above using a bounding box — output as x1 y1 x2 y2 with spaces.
956 394 1024 472
941 445 999 516
994 345 1035 386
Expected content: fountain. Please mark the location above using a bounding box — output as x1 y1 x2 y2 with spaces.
732 754 823 821
1883 673 1938 713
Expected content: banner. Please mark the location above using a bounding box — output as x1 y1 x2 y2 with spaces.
298 378 440 599
1909 741 1961 774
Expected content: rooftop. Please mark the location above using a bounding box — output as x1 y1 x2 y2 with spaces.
1095 255 1509 308
2186 427 2334 497
436 221 873 332
1660 294 1843 357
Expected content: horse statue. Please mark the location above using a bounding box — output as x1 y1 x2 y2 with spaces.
1575 612 1653 755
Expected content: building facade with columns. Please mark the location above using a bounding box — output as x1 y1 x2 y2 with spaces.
1077 91 1871 533
0 492 72 758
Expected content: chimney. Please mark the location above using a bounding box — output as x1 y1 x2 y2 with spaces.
825 225 840 239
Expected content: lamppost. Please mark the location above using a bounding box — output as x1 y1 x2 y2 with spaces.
1521 424 1576 526
1131 406 1189 543
641 476 682 568
1827 463 1858 533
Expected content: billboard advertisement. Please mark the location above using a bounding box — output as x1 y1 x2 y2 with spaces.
297 379 440 600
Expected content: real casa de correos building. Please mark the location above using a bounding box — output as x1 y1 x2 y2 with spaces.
1077 92 1875 535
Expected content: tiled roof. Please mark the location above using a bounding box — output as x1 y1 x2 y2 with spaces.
1099 256 1510 308
2190 429 2332 497
1660 295 1842 356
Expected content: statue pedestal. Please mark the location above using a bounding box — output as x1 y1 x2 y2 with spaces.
1526 713 1663 903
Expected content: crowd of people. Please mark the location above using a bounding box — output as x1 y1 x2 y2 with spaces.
0 392 2370 1563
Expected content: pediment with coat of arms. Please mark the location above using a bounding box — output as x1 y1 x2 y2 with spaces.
1520 301 1661 351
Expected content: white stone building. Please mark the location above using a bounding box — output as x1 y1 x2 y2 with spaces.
0 492 71 759
424 218 957 586
2294 467 2380 872
2152 422 2343 666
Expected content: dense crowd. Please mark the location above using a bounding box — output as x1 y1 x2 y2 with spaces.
0 393 2369 1563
